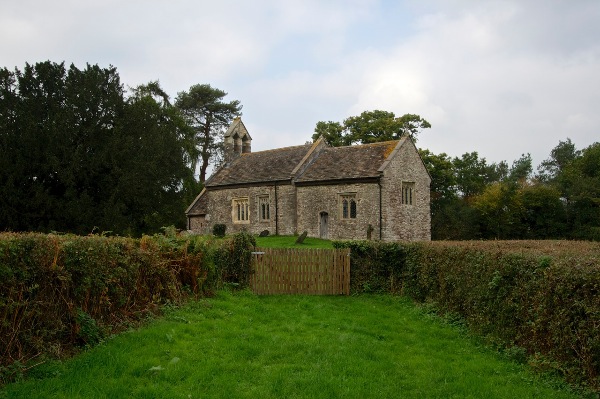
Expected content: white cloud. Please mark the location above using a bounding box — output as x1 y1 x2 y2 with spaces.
343 1 600 167
1 0 599 169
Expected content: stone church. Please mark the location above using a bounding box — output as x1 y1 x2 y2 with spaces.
185 117 431 241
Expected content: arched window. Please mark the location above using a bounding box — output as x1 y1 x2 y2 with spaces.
402 182 415 205
339 193 357 219
233 198 249 223
259 195 270 221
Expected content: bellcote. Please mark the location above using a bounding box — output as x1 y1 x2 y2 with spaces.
223 117 252 163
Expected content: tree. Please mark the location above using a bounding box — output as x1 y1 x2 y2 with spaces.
472 182 525 239
175 84 242 183
520 183 566 239
561 142 600 240
536 138 579 183
313 121 347 146
421 149 482 239
109 85 193 233
131 81 201 206
312 110 430 146
0 61 195 235
506 153 532 183
452 152 501 200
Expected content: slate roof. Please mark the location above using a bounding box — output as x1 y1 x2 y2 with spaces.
186 189 208 215
295 141 399 183
205 144 313 187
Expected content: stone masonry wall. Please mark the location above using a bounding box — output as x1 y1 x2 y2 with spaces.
189 215 209 234
380 140 431 241
198 184 297 236
296 183 380 241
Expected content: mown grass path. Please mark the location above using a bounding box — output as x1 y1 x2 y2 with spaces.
1 293 586 398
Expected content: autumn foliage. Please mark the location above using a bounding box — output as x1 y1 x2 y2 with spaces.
0 231 255 382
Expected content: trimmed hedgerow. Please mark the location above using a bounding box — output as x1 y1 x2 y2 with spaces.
332 240 407 294
0 231 231 383
334 239 600 391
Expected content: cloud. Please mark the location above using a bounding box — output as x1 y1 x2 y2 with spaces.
1 0 598 169
347 1 600 166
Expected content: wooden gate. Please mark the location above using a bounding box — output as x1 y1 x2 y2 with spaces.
249 247 350 295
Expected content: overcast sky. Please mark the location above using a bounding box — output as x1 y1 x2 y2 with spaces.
2 0 599 170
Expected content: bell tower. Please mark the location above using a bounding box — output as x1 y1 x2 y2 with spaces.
223 117 252 163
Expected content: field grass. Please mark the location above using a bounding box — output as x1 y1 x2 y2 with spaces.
255 235 334 249
2 293 588 399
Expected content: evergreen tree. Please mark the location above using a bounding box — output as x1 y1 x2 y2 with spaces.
175 84 242 183
0 62 195 235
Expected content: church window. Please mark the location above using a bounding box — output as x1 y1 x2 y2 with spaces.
232 197 249 223
258 195 270 221
402 182 415 205
339 193 357 219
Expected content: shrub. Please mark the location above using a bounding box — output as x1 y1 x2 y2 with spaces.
0 232 220 384
403 241 600 390
212 224 226 237
214 231 256 288
333 240 407 294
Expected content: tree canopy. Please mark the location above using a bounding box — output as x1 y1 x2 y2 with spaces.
175 84 242 183
430 140 598 240
0 62 199 235
1 61 597 241
312 110 431 146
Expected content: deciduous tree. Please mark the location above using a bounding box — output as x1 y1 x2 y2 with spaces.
312 110 430 146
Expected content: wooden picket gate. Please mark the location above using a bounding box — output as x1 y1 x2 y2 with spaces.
249 247 350 295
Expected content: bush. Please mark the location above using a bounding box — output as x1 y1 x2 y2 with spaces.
214 231 256 288
333 240 407 294
212 224 226 237
403 241 600 390
334 239 600 390
0 232 220 384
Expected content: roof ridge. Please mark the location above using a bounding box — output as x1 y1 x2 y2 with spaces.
323 140 399 151
350 140 399 147
242 143 312 155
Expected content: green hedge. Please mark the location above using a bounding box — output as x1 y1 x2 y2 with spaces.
0 231 255 383
335 239 600 390
4 232 598 389
213 231 256 288
333 240 407 294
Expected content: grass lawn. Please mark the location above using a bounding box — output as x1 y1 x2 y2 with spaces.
255 235 334 249
1 293 587 399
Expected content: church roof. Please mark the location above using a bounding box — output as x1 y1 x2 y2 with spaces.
295 141 399 184
205 144 313 187
186 188 208 215
204 139 401 188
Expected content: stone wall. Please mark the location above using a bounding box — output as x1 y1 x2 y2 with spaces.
188 215 209 234
380 139 431 241
296 182 380 240
193 184 297 236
